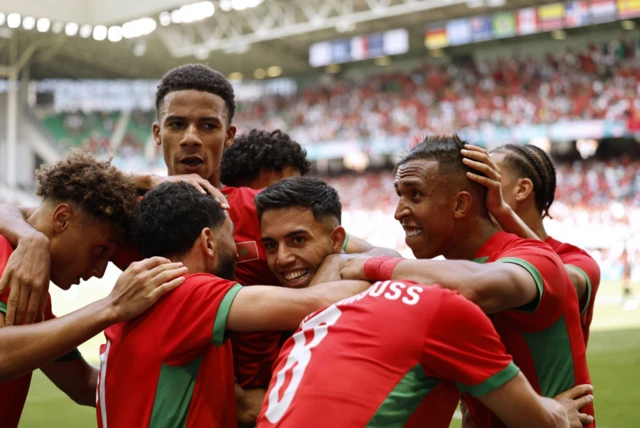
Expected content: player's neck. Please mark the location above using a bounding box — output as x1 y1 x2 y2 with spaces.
444 217 500 260
521 209 549 241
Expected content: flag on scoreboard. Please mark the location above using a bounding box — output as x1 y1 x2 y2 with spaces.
590 0 617 22
446 19 472 46
538 3 566 30
425 24 448 48
350 36 368 61
517 7 539 35
492 11 516 38
470 15 493 42
565 1 590 26
618 0 640 18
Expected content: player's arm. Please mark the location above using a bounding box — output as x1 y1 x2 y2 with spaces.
563 255 600 314
0 204 49 325
41 357 98 407
227 280 371 332
235 383 266 428
343 234 401 257
342 257 538 314
129 173 229 209
479 374 569 428
0 257 185 382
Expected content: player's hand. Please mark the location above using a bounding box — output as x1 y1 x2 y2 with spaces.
309 254 346 286
0 231 51 325
106 257 187 323
150 174 229 209
554 384 594 428
236 385 266 428
461 145 509 218
340 256 371 281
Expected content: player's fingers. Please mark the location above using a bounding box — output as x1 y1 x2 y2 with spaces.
24 284 43 325
148 266 188 286
466 172 499 188
462 157 501 180
0 271 9 296
150 276 186 300
4 276 18 325
565 384 594 399
463 144 489 155
134 256 172 271
38 290 48 322
578 412 595 424
461 148 501 171
573 394 594 410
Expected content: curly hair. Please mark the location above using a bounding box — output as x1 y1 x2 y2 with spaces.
35 150 138 236
155 64 236 123
221 129 310 187
133 181 227 259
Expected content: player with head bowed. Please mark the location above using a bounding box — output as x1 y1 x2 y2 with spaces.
461 143 601 346
95 181 371 427
337 135 595 428
0 152 186 428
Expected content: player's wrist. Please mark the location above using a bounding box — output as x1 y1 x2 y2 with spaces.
363 257 403 281
97 296 123 324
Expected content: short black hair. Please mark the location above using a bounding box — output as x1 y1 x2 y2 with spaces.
491 144 557 218
221 129 310 187
155 64 236 123
395 134 487 197
133 181 227 259
255 177 342 224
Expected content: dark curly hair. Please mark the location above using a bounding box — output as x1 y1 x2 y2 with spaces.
221 129 310 187
35 150 138 236
133 181 227 259
255 177 342 225
491 144 557 218
155 64 236 123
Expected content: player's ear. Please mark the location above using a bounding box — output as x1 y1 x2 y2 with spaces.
152 122 161 146
200 228 217 259
452 191 473 220
515 178 534 202
330 226 347 253
224 124 236 149
52 203 73 234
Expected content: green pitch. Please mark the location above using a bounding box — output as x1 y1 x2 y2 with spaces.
18 280 640 428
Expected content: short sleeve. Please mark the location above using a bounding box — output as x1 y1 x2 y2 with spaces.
562 253 600 316
496 242 567 322
159 275 243 366
422 291 520 397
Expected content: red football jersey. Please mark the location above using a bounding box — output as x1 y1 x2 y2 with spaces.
257 281 519 428
545 236 601 346
96 273 242 428
0 235 80 428
466 231 594 428
110 185 281 389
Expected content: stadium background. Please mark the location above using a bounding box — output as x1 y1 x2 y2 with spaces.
0 0 637 426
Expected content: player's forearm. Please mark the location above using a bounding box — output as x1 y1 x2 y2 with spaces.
0 299 116 382
492 205 541 241
0 204 41 247
390 260 522 314
129 173 156 194
345 235 401 257
565 266 588 300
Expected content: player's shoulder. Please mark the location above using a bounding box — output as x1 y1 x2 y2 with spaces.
496 231 556 256
180 273 238 292
223 186 260 202
546 236 592 258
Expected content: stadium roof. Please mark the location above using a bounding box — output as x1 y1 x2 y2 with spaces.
0 0 555 80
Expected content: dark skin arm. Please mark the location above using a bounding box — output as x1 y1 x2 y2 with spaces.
0 257 186 382
41 358 98 407
344 235 401 257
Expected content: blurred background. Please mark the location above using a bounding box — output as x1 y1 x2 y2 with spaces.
0 0 638 426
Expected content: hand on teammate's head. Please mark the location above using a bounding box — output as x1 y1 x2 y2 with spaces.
149 174 229 209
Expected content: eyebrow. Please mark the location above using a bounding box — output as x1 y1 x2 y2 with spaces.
261 229 309 243
164 115 222 124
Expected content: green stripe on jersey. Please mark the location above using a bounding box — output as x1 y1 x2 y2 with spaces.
567 265 592 316
341 233 350 252
212 283 243 347
523 315 575 397
0 301 6 314
456 361 520 397
149 356 204 428
473 256 489 263
496 257 544 314
367 364 439 427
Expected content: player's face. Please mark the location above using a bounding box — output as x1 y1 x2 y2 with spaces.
213 215 238 281
49 208 119 290
261 207 342 288
153 90 236 185
249 166 302 190
394 159 458 259
490 152 519 211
